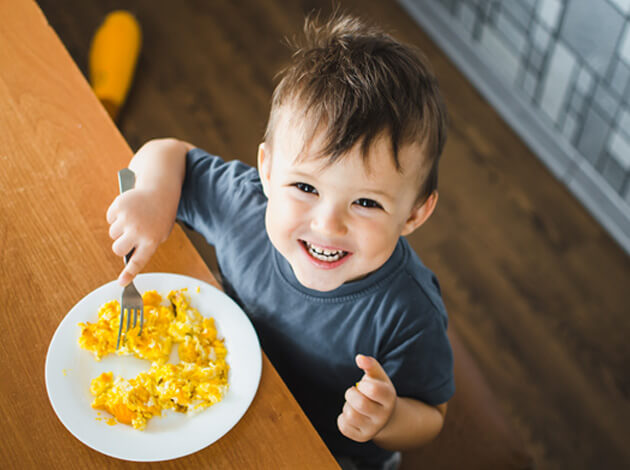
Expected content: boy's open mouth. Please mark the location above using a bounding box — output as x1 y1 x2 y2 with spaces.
300 240 350 263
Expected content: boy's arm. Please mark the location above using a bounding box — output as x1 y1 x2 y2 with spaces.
338 354 448 451
106 138 193 285
373 396 447 451
128 138 193 191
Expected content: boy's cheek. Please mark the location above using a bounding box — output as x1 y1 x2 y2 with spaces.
271 197 309 222
266 199 306 240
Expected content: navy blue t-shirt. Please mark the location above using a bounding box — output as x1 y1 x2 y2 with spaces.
177 149 455 464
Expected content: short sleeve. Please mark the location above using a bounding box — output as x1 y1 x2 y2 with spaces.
381 313 455 406
176 148 260 245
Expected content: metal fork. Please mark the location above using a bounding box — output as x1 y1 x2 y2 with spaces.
116 168 144 349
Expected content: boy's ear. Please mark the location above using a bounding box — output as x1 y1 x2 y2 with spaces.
257 142 271 196
401 191 438 236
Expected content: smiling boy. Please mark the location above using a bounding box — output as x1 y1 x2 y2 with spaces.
106 13 454 469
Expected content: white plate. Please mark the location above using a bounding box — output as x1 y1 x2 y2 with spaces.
45 273 262 462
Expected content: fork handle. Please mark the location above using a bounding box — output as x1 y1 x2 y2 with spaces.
118 168 136 265
118 167 135 193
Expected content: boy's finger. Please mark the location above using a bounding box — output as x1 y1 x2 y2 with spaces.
126 244 149 273
337 413 362 441
345 385 380 416
341 401 371 430
356 378 393 406
106 196 120 224
118 269 133 286
112 234 134 258
108 219 125 240
117 242 155 285
356 354 390 383
118 257 141 286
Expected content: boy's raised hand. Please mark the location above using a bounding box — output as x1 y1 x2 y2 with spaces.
106 186 177 286
337 354 397 443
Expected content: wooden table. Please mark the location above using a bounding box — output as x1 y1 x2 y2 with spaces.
0 1 338 468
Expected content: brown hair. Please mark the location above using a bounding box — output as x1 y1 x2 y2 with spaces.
264 11 448 203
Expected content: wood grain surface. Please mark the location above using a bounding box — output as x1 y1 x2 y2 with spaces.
28 0 630 469
0 1 338 468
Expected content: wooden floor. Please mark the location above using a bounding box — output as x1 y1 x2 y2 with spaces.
37 1 630 468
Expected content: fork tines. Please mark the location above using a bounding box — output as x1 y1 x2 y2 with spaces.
116 307 135 349
116 304 144 350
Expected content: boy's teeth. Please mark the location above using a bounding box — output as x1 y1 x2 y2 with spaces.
305 242 346 262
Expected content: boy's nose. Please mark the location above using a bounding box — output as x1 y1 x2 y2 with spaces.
311 205 348 237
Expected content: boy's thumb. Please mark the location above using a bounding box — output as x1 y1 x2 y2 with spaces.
356 354 389 382
118 269 132 286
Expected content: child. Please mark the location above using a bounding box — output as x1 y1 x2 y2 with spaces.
106 12 454 469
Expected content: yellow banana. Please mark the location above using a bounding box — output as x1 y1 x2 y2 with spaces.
89 11 141 121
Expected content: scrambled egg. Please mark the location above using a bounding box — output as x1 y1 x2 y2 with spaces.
78 289 229 430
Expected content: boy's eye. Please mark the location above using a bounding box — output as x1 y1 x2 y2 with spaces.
354 198 383 209
294 182 318 194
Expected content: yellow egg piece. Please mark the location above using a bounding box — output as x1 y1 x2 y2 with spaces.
79 289 229 430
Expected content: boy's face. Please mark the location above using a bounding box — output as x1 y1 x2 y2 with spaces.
258 112 437 292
